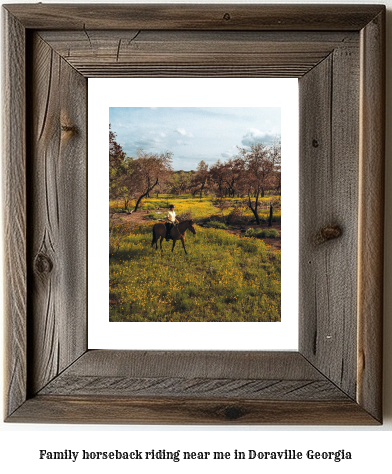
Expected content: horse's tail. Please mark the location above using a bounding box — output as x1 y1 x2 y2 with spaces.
151 226 156 246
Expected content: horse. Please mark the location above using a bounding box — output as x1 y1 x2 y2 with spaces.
151 219 196 254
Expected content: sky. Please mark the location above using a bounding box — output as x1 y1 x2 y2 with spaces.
109 107 281 171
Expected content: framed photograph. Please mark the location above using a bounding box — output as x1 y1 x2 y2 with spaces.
3 4 384 424
88 78 299 351
108 104 284 324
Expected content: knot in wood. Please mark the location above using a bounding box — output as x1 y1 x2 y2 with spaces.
34 252 53 274
223 405 244 420
61 124 77 134
314 225 342 245
223 13 231 21
312 139 319 148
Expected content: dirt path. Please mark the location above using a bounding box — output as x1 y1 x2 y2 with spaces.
110 209 152 226
110 210 281 251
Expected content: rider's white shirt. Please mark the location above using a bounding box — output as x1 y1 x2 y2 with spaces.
167 210 176 222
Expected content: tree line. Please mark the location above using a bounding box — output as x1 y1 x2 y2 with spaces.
110 125 281 224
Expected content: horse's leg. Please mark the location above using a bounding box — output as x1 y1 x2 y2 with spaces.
160 236 163 251
180 236 187 254
172 239 176 252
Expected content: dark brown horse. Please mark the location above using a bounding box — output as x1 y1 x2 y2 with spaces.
151 220 196 254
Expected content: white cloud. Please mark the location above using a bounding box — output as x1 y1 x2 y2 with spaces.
133 132 165 149
241 128 279 146
176 128 193 138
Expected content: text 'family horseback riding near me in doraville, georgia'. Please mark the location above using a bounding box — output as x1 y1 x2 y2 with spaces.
38 448 352 462
109 107 281 322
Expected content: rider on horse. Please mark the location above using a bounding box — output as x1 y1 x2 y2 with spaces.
165 204 179 241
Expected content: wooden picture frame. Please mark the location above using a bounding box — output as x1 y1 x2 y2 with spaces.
3 4 385 424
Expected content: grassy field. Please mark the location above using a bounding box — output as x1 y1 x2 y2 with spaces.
110 194 281 224
109 195 281 322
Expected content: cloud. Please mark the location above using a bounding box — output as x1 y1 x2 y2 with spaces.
131 131 167 150
241 128 279 146
176 128 193 138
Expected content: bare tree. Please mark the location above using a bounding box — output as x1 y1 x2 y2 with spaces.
237 140 281 225
190 160 210 199
209 160 226 196
109 126 174 211
132 150 173 211
222 158 243 198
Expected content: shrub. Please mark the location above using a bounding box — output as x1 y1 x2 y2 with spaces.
177 210 193 221
204 220 228 230
212 199 233 212
245 228 280 239
244 228 256 237
226 206 245 224
263 229 280 238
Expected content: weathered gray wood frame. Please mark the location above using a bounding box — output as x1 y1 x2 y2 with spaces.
2 4 385 424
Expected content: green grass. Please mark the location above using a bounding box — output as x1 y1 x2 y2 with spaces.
245 228 280 239
109 223 280 322
203 220 229 230
146 211 167 220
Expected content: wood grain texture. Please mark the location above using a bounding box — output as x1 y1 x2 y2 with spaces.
27 33 87 395
39 376 347 400
357 10 385 422
38 351 344 400
9 351 368 423
2 4 385 425
4 4 384 31
54 350 327 379
2 10 27 419
39 30 358 78
299 40 360 399
8 396 379 425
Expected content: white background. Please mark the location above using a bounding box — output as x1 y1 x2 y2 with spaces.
89 78 298 350
1 0 391 473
